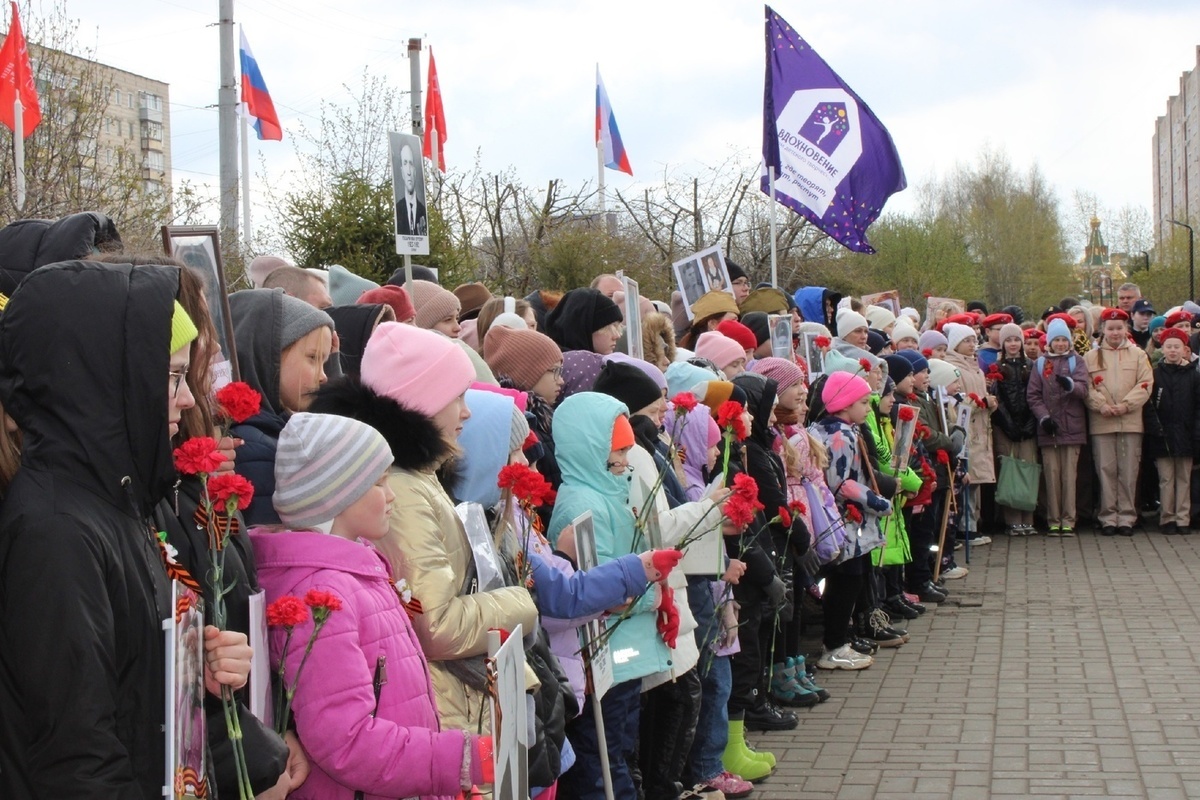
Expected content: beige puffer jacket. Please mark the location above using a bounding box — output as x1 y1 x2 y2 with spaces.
1083 340 1154 435
945 350 996 484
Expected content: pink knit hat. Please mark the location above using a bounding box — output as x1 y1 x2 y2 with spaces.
821 372 871 413
361 322 475 417
751 356 804 392
695 331 746 371
705 416 721 448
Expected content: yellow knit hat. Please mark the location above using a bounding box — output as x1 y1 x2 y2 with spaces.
170 300 198 354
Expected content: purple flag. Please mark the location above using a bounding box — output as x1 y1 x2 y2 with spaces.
761 5 905 253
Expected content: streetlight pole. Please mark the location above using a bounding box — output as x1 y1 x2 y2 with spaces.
1170 219 1194 300
1139 250 1150 273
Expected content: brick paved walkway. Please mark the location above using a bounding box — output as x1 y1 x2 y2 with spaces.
749 531 1200 799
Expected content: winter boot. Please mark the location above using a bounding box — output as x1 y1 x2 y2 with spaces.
722 714 775 782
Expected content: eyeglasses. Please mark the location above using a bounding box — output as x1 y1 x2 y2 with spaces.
731 278 751 287
169 370 188 397
546 366 563 378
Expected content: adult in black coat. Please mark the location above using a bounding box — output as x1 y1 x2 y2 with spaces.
0 262 246 798
0 211 121 295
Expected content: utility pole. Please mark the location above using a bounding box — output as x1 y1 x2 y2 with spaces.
402 38 423 294
218 0 239 245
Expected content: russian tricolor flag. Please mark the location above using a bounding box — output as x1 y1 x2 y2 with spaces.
239 28 282 141
595 66 632 176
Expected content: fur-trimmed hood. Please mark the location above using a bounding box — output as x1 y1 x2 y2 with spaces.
641 311 676 367
309 375 452 473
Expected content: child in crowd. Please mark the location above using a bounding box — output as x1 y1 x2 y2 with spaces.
229 288 335 525
991 322 1038 534
1026 318 1089 536
252 413 491 799
1084 308 1154 536
1143 328 1200 534
942 322 996 545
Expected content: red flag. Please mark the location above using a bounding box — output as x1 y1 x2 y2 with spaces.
422 48 446 172
0 2 41 138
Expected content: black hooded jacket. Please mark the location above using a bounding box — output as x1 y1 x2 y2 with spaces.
0 212 122 295
543 288 622 353
0 261 177 799
326 303 388 377
229 289 293 526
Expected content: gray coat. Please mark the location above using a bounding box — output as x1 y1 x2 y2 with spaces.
1026 352 1090 446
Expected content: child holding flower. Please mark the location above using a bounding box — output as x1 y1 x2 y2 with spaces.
251 412 491 799
1084 308 1154 536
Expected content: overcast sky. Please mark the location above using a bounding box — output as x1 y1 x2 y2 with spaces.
47 0 1200 251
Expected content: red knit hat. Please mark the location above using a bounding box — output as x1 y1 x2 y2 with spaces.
483 325 563 392
717 319 757 353
358 285 416 323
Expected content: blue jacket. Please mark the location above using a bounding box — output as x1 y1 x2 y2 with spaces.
548 392 672 684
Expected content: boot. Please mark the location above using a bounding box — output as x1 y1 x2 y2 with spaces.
788 656 830 701
769 661 820 708
722 714 774 783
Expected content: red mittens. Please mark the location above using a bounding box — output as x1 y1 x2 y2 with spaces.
657 585 681 648
651 549 683 580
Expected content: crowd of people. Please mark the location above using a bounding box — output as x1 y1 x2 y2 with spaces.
0 209 1193 800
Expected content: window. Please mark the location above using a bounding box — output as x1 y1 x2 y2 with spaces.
144 151 164 171
141 121 163 141
141 93 162 112
129 121 136 139
111 89 121 106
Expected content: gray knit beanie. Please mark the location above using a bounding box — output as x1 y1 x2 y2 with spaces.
273 413 394 529
279 292 334 350
509 404 530 453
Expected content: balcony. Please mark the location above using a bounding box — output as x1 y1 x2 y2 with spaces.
139 105 163 124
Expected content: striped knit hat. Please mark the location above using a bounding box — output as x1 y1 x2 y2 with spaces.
273 413 394 529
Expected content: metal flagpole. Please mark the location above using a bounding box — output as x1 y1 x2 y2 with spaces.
428 129 440 203
13 98 24 211
768 166 778 288
240 105 252 249
597 139 606 216
404 37 423 295
218 0 239 242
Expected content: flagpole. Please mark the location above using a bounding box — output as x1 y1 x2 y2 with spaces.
597 139 606 216
768 166 778 288
429 129 439 203
13 98 24 211
240 105 252 249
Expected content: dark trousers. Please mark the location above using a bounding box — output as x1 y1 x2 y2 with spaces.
823 554 867 649
904 492 943 589
727 597 764 712
561 679 641 800
640 668 702 798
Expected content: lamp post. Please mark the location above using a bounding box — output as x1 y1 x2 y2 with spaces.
1139 250 1151 273
1170 219 1194 301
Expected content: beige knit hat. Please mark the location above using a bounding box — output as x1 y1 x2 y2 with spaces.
410 280 462 329
484 325 563 391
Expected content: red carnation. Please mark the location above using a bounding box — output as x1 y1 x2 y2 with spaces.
1092 375 1104 386
915 422 932 440
898 406 916 423
789 500 807 517
173 436 227 476
921 348 933 357
732 472 759 504
671 392 698 413
986 366 1003 381
266 595 309 628
777 506 792 528
207 473 254 512
214 381 262 424
1140 382 1149 390
516 471 555 507
845 505 863 524
814 335 831 349
716 401 749 441
967 392 987 409
858 358 872 373
724 495 762 528
498 463 531 491
1043 363 1053 378
936 450 950 465
304 589 343 612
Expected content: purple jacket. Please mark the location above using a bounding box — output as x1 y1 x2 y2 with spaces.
250 530 471 800
1026 353 1090 446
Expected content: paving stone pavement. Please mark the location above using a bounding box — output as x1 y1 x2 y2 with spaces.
747 530 1200 800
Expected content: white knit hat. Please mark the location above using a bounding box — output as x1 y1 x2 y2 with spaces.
890 320 920 345
928 359 961 389
836 309 869 339
943 322 976 353
865 305 896 331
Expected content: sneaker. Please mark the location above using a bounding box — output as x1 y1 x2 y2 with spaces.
743 700 798 732
849 636 879 655
865 608 905 647
1020 524 1038 535
816 643 874 670
899 596 927 615
967 535 992 546
1005 524 1024 536
917 580 947 603
680 786 725 800
789 658 830 701
1046 525 1061 537
769 662 821 708
953 539 963 550
942 565 969 580
701 773 752 799
883 595 919 620
1059 526 1075 537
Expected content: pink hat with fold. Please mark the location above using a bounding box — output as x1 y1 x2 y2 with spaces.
695 331 746 372
361 322 475 418
821 372 871 414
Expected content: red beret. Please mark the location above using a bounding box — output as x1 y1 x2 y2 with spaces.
945 313 978 328
1165 310 1193 328
1160 328 1191 347
981 313 1014 329
1099 307 1129 323
717 319 757 352
1044 312 1077 330
1023 328 1042 340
